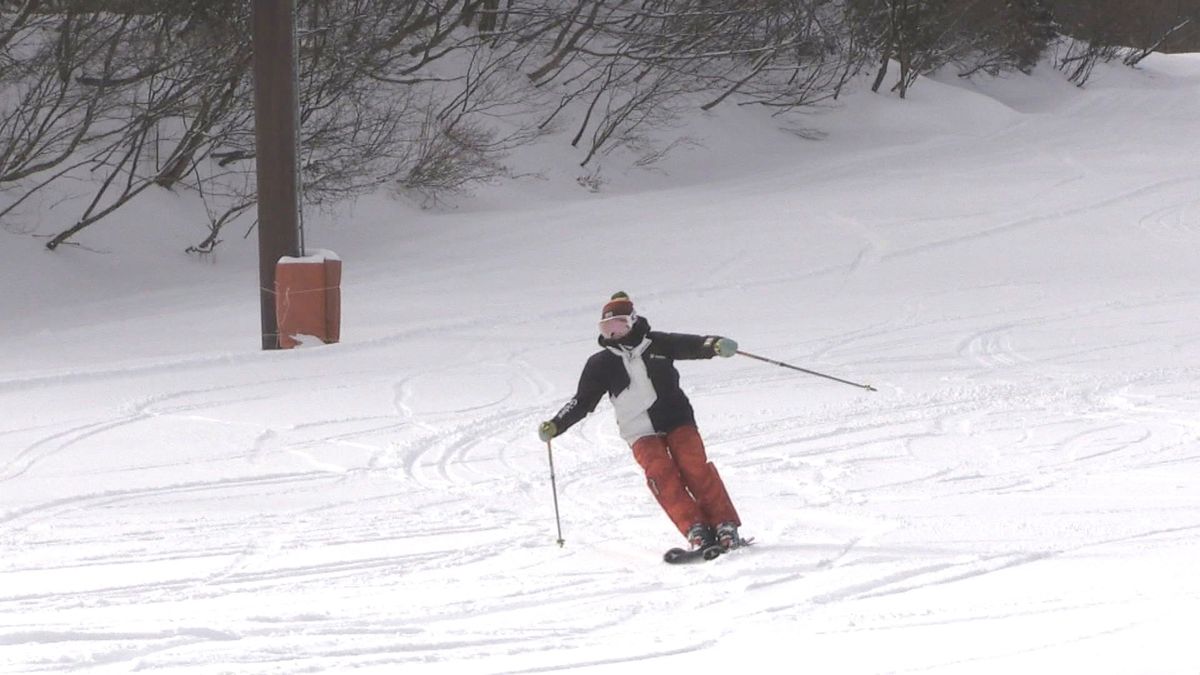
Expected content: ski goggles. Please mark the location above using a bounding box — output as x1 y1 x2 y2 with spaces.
598 313 635 340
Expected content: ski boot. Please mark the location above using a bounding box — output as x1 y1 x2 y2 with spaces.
686 523 717 550
716 522 742 550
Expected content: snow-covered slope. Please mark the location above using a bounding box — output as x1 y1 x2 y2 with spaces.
2 55 1199 674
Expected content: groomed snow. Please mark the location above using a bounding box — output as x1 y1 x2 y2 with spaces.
2 55 1199 674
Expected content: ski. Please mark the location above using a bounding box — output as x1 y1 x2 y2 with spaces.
663 544 723 564
662 537 754 564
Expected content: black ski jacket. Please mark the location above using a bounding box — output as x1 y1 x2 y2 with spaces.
550 316 726 444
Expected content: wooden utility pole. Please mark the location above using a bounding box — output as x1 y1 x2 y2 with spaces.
252 0 302 350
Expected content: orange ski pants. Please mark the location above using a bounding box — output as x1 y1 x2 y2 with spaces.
631 425 740 538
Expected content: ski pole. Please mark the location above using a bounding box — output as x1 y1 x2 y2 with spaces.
736 349 877 392
546 439 566 547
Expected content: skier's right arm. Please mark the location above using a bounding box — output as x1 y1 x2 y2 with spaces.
540 357 607 440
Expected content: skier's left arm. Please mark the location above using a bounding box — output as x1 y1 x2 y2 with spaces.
651 332 738 360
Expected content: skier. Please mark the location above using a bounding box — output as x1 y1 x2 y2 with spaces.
538 292 743 552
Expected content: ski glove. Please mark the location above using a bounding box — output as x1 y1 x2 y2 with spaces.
713 337 738 358
538 420 558 442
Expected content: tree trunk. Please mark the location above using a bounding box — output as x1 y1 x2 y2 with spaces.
871 49 890 92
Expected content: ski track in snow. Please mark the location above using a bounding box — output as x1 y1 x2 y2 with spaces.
6 303 1197 673
4 58 1200 673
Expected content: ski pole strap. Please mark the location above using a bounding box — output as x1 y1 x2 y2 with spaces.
736 350 877 392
